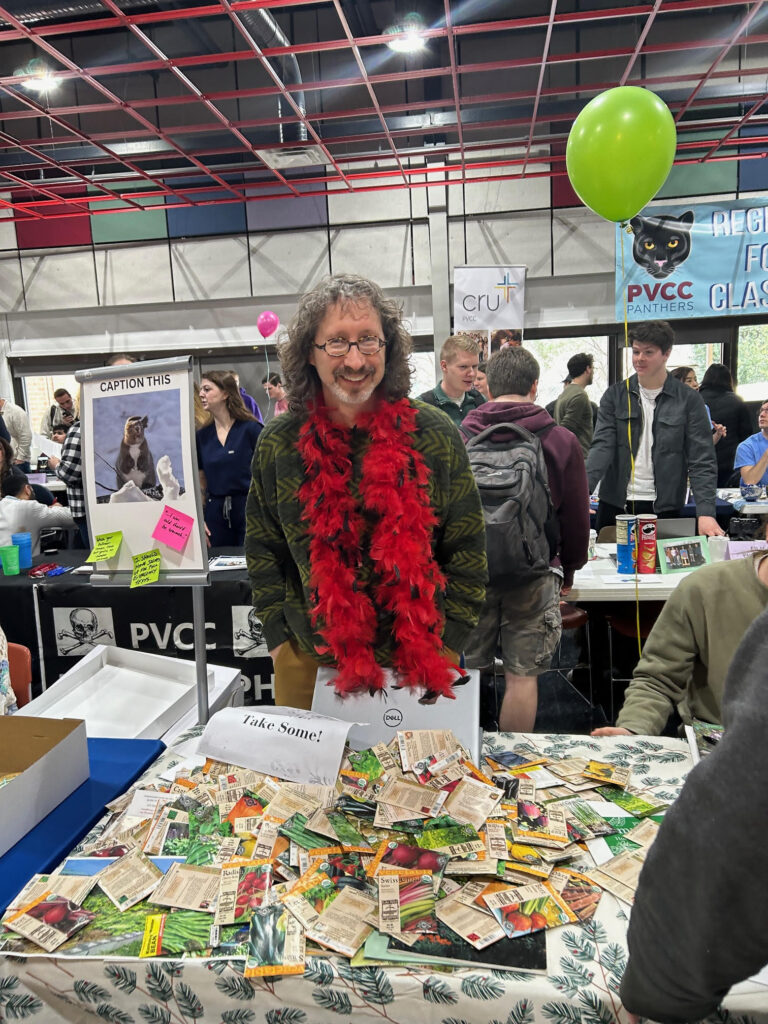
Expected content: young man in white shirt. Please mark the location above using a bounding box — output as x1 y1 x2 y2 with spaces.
0 470 75 555
586 320 723 537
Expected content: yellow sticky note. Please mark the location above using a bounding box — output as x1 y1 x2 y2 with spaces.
85 531 123 563
130 549 161 589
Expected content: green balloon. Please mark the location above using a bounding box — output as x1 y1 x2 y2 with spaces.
566 86 677 223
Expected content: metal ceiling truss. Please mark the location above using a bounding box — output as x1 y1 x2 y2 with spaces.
0 0 763 220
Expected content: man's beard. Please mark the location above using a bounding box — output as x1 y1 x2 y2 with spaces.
329 367 378 406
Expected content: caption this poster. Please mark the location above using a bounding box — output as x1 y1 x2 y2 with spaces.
80 361 206 575
615 197 768 321
453 265 526 332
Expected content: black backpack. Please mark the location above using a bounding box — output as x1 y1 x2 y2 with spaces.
462 421 559 585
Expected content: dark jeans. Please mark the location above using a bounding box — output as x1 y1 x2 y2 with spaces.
595 500 678 534
73 516 89 549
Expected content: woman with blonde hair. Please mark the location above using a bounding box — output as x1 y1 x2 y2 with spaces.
196 371 262 547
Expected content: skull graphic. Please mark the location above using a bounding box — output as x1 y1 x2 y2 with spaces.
55 607 115 655
233 606 267 657
71 607 98 642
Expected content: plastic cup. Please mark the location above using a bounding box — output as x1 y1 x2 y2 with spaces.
11 532 32 570
0 545 20 575
708 536 728 562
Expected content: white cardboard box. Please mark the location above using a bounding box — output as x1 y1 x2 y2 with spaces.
0 717 89 858
312 667 481 762
18 646 220 740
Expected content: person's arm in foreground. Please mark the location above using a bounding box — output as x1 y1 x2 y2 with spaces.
592 578 699 736
621 607 768 1022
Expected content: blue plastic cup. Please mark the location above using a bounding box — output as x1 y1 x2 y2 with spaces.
11 532 32 570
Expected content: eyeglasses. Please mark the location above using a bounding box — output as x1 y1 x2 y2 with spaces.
314 336 386 356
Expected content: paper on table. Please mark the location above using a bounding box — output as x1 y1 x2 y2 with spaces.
197 706 364 786
33 433 62 458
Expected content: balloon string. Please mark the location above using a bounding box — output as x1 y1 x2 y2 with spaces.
620 224 642 659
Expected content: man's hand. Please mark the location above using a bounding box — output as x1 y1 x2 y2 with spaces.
591 726 632 737
561 584 572 597
269 643 285 662
698 515 724 537
204 522 211 548
47 455 60 470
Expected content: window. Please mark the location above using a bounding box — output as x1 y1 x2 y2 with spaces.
736 324 768 400
524 336 609 411
621 341 723 385
20 373 79 437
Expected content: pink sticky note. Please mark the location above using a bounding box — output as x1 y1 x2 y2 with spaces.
151 505 195 553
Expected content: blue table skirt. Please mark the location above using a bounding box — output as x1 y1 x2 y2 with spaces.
0 737 164 914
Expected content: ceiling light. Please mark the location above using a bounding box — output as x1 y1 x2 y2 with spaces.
15 59 60 95
385 12 427 53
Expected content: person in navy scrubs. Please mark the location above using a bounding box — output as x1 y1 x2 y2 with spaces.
196 371 262 547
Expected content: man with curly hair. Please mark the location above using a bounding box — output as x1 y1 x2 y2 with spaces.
245 273 488 709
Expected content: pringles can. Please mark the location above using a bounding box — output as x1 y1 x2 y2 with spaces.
637 514 658 574
616 514 637 574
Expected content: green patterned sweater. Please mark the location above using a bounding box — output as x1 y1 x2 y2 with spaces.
245 399 488 663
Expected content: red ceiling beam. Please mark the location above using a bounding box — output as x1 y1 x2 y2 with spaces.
330 0 408 186
443 0 466 172
0 0 749 44
520 0 557 178
98 0 298 198
3 22 768 90
219 0 354 191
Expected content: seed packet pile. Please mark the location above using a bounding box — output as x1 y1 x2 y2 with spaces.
0 732 669 967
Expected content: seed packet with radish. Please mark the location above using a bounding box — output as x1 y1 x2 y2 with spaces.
481 881 577 938
214 860 273 926
377 870 437 934
4 893 96 952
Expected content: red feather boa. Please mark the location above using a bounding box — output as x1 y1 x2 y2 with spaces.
298 398 456 698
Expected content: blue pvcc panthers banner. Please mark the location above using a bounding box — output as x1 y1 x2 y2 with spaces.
615 198 768 321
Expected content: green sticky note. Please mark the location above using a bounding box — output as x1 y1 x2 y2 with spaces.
130 549 161 589
85 531 123 563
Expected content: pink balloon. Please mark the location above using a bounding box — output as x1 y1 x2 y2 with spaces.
257 310 280 338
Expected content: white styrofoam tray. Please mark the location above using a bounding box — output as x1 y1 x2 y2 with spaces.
19 645 216 740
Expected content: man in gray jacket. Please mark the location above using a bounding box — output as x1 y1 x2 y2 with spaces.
586 320 722 537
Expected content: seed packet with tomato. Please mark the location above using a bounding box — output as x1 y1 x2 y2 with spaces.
215 860 273 926
482 881 577 938
4 893 97 952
